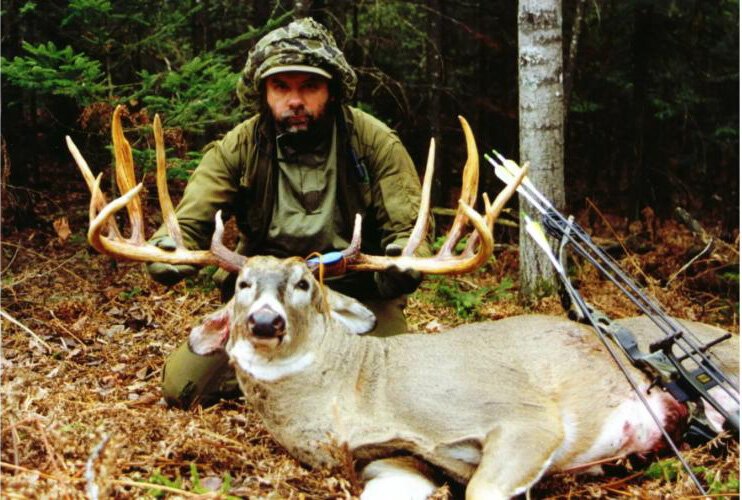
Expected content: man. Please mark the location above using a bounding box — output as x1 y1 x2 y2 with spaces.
147 18 432 409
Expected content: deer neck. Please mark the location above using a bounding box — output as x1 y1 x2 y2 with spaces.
233 310 383 396
232 313 387 467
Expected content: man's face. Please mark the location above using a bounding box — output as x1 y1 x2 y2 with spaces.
265 72 331 134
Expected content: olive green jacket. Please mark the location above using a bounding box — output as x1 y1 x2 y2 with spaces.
154 105 431 294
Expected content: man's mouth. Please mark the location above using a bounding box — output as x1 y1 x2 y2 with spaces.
284 117 309 131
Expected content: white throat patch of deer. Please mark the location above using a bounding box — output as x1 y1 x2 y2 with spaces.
69 107 739 499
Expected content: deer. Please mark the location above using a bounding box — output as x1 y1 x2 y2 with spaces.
68 106 739 499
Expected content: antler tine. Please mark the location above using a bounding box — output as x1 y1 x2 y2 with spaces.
462 164 528 256
343 213 363 258
210 211 248 273
153 114 186 249
88 173 108 254
111 105 145 243
437 116 479 257
486 162 527 222
402 138 435 256
66 136 123 239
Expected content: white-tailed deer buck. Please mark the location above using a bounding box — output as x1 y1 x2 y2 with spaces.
68 107 739 499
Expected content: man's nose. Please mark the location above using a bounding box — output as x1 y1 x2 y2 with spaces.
287 91 304 109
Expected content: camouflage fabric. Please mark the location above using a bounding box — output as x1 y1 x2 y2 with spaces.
236 17 357 105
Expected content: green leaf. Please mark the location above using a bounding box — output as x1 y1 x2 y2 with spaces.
1 42 106 106
645 458 679 482
19 1 37 15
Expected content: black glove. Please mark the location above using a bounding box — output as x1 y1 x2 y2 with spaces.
146 236 198 287
374 243 423 298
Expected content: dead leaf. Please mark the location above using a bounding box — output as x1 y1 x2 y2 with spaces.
98 324 126 337
424 319 443 333
200 476 223 492
71 315 88 332
53 217 71 244
111 363 127 373
126 392 159 406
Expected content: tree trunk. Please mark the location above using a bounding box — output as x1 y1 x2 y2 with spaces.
517 0 566 299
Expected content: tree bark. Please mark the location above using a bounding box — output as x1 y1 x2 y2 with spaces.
517 0 566 299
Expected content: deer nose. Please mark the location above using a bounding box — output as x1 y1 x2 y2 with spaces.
247 307 286 338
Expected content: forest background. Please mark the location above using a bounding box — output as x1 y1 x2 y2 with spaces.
2 0 739 237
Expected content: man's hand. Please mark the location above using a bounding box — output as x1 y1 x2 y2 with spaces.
374 243 423 298
146 236 197 287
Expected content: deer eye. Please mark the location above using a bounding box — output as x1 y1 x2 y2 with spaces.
238 280 252 290
296 279 310 291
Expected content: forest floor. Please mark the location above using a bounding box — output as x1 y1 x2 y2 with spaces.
1 173 739 499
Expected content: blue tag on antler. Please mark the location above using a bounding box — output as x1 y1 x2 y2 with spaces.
306 251 344 266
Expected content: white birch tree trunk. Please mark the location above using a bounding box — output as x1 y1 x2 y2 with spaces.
517 0 566 299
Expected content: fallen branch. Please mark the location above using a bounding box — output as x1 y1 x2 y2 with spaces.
0 461 81 481
85 434 111 500
0 309 51 352
675 206 738 258
559 454 625 474
666 238 714 286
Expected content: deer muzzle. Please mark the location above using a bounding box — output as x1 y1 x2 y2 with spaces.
248 306 286 341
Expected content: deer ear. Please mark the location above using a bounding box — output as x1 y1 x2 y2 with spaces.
188 301 232 355
325 289 376 335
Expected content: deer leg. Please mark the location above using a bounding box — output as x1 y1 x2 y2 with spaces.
360 456 437 500
465 416 564 500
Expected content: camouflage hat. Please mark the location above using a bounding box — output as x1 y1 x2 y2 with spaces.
237 17 357 105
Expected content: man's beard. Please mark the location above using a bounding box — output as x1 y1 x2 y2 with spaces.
274 106 332 150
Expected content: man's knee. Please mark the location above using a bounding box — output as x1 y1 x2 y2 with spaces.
161 340 236 409
363 296 409 337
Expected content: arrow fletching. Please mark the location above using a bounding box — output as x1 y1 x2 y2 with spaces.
524 215 563 274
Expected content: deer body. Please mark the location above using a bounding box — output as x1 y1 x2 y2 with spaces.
190 257 739 499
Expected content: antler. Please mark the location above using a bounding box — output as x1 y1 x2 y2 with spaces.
334 116 526 275
67 105 247 273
